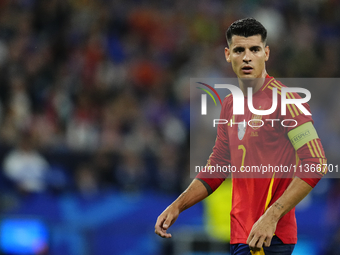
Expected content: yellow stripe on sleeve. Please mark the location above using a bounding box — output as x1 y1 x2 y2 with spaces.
286 90 304 115
284 94 296 118
268 86 295 117
287 93 300 117
285 102 295 118
311 140 321 158
268 86 281 95
273 81 304 114
318 158 325 175
289 92 304 114
322 158 328 174
273 80 282 86
307 142 315 157
270 82 282 89
315 139 325 158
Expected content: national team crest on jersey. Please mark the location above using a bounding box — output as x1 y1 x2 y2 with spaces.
249 114 263 130
238 123 246 140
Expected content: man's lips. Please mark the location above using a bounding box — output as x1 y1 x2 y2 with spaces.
241 66 253 74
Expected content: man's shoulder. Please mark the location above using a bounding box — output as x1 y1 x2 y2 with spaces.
220 94 233 116
262 77 304 100
222 93 233 106
262 76 312 123
262 77 286 93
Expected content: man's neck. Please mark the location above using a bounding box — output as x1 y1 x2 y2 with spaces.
238 71 268 96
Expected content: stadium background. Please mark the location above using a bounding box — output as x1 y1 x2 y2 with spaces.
0 0 339 254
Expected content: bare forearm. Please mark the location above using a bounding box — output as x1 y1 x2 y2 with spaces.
247 177 313 248
171 179 209 213
265 177 313 221
155 179 209 238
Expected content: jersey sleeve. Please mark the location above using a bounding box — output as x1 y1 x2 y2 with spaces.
294 138 327 187
267 81 327 187
196 98 231 194
279 90 327 187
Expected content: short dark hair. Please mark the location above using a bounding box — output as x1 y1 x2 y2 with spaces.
226 18 267 46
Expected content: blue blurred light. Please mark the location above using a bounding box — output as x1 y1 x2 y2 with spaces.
0 218 49 254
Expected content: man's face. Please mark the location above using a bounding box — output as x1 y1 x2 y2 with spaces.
225 35 269 79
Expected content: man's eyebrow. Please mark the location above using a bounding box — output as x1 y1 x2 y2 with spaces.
233 46 244 52
250 45 262 50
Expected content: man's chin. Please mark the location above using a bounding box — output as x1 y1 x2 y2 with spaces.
238 74 256 80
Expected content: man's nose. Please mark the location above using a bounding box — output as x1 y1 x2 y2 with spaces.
243 49 251 62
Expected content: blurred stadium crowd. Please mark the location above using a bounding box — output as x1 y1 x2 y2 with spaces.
0 0 339 254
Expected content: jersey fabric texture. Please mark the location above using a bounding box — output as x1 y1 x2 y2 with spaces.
196 75 327 245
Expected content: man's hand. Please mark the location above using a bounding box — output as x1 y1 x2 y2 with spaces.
154 205 179 238
247 177 313 250
246 213 278 250
154 179 209 238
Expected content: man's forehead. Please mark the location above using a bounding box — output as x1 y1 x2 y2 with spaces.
230 35 264 47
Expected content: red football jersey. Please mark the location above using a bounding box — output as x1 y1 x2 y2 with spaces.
196 76 326 244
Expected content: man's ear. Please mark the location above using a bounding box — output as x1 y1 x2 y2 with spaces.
225 47 231 62
265 45 270 61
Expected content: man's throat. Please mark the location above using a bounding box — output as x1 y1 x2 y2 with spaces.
239 78 265 95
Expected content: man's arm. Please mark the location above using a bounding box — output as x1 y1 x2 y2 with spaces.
247 177 312 249
247 122 326 250
154 179 209 238
155 97 231 238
